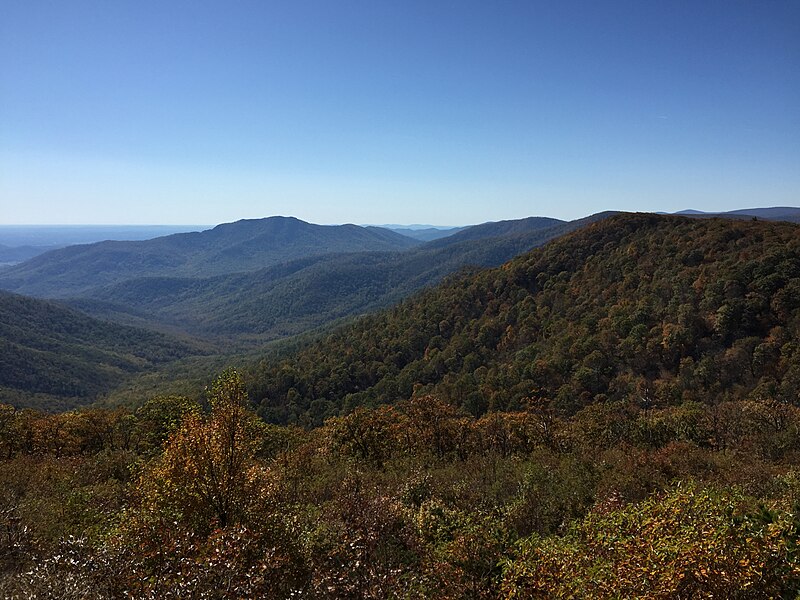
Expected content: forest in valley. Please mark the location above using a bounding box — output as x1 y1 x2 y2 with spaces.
1 213 800 598
0 215 587 410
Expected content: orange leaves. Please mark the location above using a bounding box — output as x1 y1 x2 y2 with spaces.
501 483 800 598
134 370 267 531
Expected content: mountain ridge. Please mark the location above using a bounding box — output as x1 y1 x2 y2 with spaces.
246 213 800 425
62 214 608 340
673 206 800 222
0 216 420 297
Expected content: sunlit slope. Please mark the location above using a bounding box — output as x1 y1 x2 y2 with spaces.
248 213 800 424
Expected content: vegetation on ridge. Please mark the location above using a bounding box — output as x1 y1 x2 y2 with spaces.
249 213 800 426
0 290 209 411
1 370 798 597
1 213 799 597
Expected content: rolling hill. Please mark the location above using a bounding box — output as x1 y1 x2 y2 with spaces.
64 215 594 340
0 216 420 297
246 213 800 425
0 290 210 410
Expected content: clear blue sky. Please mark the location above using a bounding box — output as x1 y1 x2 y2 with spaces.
1 0 798 225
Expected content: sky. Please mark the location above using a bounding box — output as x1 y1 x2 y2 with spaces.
1 1 798 226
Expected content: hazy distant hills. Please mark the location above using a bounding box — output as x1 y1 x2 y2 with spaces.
0 225 209 266
386 226 467 241
0 244 47 267
62 215 602 340
0 217 419 297
0 213 590 340
673 206 800 223
720 207 800 222
0 290 208 410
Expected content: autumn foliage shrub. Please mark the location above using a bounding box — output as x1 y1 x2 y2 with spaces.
501 483 800 599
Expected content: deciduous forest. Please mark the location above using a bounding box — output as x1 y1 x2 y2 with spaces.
1 214 799 598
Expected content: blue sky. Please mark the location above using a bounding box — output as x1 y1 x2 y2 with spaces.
1 1 798 225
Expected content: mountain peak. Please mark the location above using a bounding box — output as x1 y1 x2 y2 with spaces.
0 216 419 297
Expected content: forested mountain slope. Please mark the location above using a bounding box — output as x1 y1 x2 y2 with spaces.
423 216 564 246
0 290 208 410
249 213 800 424
0 217 419 297
3 214 800 598
66 215 596 339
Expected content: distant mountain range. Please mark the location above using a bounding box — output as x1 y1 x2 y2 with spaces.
0 225 208 266
1 208 795 269
672 206 800 222
0 217 419 297
63 215 595 341
2 208 796 342
0 214 589 339
386 227 467 242
1 206 797 409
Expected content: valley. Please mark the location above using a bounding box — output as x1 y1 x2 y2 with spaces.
1 209 799 597
0 213 593 408
4 3 797 595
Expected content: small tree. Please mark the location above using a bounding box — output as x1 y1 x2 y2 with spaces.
115 371 311 597
139 370 266 530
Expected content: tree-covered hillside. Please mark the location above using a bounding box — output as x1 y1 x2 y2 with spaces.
0 217 419 297
2 215 800 598
65 215 595 340
0 291 209 410
2 370 798 598
249 213 800 425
